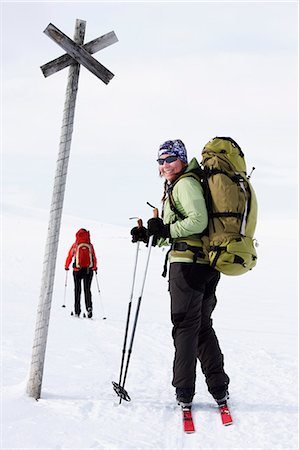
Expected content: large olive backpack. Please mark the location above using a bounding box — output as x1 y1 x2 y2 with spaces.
168 137 258 275
201 136 258 275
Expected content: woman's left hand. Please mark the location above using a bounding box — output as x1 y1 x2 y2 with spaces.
147 218 170 239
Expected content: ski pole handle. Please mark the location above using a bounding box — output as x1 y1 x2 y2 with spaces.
146 201 156 209
146 201 159 218
137 218 144 228
153 208 159 218
130 217 145 228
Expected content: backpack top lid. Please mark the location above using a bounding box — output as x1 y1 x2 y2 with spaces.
75 228 91 244
202 137 247 176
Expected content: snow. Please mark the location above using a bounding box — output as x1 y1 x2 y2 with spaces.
2 206 298 450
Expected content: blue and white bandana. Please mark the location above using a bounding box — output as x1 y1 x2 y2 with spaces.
158 140 188 164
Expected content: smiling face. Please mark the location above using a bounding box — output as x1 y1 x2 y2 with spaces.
158 154 187 182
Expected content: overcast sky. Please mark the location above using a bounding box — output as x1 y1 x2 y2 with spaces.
2 1 298 228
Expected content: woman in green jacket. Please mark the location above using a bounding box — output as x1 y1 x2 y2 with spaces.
141 139 229 408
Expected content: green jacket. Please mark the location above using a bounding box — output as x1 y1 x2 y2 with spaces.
158 158 209 264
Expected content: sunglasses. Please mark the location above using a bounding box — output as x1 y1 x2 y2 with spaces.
157 155 178 165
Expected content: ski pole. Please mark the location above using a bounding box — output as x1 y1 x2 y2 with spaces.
146 201 156 209
113 235 154 404
112 240 140 403
94 271 107 320
62 270 68 307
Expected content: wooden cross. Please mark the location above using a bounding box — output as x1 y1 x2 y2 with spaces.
27 20 118 400
41 23 118 83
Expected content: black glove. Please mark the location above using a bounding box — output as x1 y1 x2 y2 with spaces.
130 226 148 243
147 218 170 240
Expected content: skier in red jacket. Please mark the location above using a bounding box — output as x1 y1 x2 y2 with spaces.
65 228 97 318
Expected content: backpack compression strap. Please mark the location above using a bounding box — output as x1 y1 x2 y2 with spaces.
210 243 248 269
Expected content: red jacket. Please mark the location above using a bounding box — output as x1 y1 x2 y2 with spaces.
65 229 97 271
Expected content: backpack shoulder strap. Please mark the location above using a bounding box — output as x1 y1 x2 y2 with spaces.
168 172 202 220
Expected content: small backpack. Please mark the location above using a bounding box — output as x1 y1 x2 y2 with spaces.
75 243 93 269
168 137 258 276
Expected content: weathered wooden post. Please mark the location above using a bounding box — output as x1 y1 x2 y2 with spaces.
27 19 118 399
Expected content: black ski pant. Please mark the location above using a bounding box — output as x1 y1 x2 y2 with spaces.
169 262 229 398
73 268 93 315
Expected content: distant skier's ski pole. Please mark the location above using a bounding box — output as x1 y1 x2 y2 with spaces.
95 272 107 320
112 235 154 404
62 270 68 308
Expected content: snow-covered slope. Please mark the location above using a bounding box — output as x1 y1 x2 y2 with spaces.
2 206 298 449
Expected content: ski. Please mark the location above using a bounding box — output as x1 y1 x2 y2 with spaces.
219 402 233 426
182 407 195 433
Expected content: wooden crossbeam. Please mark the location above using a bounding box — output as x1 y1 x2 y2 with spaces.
43 23 115 84
41 31 118 78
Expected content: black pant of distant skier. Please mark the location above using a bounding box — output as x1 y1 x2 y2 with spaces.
169 263 229 402
73 268 93 317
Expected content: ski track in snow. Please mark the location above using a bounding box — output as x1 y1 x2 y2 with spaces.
2 210 298 449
